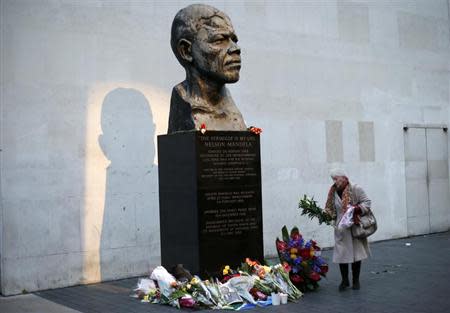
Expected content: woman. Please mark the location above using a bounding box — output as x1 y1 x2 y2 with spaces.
324 169 371 291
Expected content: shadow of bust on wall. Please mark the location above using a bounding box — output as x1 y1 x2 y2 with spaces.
98 87 157 281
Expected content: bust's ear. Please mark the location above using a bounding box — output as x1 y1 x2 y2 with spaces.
177 39 193 63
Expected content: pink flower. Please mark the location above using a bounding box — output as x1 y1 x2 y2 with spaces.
179 296 196 308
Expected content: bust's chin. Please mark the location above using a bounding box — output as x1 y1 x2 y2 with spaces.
226 75 240 84
222 69 240 83
199 69 240 85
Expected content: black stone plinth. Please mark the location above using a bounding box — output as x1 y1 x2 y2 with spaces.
157 131 264 277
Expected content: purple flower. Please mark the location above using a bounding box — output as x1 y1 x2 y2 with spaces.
294 257 303 265
299 238 304 247
314 257 326 266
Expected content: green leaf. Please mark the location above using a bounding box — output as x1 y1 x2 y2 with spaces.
290 226 300 237
281 225 290 242
298 194 333 226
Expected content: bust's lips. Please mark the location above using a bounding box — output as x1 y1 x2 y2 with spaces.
225 59 241 68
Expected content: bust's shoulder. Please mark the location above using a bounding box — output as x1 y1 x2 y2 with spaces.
173 82 189 102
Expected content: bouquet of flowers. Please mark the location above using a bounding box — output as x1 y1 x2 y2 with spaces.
299 195 333 226
276 226 328 292
236 258 303 301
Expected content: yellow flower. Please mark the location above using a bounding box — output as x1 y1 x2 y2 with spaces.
191 277 200 284
290 248 298 254
187 284 192 289
290 254 297 259
223 269 229 275
225 265 230 270
263 265 271 273
143 294 149 301
310 249 315 257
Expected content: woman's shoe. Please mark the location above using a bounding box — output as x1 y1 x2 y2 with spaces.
352 281 360 290
338 280 350 291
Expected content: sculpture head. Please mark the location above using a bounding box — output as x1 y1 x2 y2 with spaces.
171 4 241 84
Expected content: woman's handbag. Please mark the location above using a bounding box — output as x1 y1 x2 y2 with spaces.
351 209 377 239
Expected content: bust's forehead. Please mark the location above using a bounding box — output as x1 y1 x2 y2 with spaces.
199 15 234 34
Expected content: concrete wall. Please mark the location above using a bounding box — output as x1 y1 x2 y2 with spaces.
1 0 449 295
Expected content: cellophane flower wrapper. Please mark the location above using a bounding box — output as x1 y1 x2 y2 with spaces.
150 266 176 298
225 276 256 305
338 205 355 229
134 278 156 295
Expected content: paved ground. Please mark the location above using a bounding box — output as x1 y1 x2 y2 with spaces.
1 231 449 313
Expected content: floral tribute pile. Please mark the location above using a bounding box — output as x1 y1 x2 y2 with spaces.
133 258 302 310
133 227 326 310
276 226 328 292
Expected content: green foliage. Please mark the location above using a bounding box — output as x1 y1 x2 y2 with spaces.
298 195 333 226
281 225 290 242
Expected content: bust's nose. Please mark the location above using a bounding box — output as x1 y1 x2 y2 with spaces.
228 41 241 55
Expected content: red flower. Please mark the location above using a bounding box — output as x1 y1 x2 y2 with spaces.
200 123 207 134
299 248 311 259
248 126 262 135
290 274 304 284
276 239 288 252
221 273 241 283
309 272 321 281
320 265 329 274
311 240 321 251
292 232 302 241
282 262 292 273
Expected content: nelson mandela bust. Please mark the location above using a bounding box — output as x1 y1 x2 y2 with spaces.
167 4 247 134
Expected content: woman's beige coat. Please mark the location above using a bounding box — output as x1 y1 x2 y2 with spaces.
331 184 371 264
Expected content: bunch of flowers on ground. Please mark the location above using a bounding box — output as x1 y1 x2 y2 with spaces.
133 259 303 310
235 258 303 301
276 226 328 292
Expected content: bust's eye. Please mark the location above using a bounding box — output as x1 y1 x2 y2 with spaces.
213 35 226 43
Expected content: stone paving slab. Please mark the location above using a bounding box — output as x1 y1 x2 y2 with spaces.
0 294 82 313
2 231 449 313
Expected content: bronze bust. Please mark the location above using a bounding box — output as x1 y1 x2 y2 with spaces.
168 4 247 134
